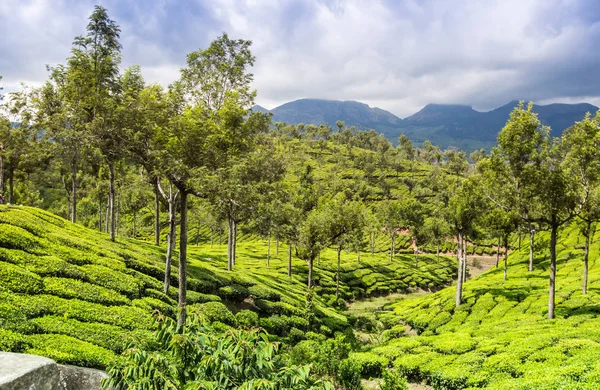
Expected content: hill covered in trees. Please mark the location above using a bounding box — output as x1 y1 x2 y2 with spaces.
3 4 600 390
258 99 598 151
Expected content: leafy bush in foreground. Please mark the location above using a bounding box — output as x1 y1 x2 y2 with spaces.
102 313 333 390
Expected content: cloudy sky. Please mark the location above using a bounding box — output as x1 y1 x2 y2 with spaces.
1 0 600 117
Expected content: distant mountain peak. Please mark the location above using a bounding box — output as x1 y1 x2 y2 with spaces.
255 98 598 152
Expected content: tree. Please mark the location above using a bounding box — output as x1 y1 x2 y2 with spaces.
1 94 34 203
377 196 421 264
422 212 450 261
209 139 284 271
445 177 484 307
326 197 365 298
297 207 329 288
69 5 123 241
488 102 584 318
562 111 600 294
159 33 264 327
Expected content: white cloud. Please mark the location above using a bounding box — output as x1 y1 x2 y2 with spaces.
2 0 600 116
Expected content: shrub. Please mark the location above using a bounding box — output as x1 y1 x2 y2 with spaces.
0 224 40 250
379 369 409 390
31 316 150 353
218 284 250 301
25 334 114 369
0 328 29 352
102 314 333 389
80 264 143 298
347 352 389 378
0 262 43 294
132 297 175 317
288 327 307 343
248 285 281 301
187 290 221 304
260 315 289 335
44 277 130 306
337 358 362 390
255 299 302 316
190 301 236 326
235 310 259 328
144 288 177 305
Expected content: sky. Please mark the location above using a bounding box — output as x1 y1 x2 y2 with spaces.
1 0 600 117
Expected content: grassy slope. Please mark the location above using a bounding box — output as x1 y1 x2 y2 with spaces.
373 226 600 389
0 205 456 369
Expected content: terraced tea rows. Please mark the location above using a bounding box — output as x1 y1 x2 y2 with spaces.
0 205 457 368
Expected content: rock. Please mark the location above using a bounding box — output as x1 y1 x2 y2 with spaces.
0 353 108 390
0 352 60 390
57 365 108 390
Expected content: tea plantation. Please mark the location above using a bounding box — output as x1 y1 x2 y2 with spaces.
371 226 600 389
0 205 456 369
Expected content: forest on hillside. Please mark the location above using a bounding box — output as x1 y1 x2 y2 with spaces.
2 5 600 390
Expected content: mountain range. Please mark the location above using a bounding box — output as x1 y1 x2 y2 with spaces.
254 99 599 151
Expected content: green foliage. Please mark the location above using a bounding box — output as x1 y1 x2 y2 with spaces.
235 310 259 328
43 277 130 305
346 352 388 378
337 359 362 390
102 313 333 390
218 284 250 300
0 261 43 293
191 301 236 326
379 369 409 390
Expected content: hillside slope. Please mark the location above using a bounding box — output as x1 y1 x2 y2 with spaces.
256 99 598 151
0 206 457 368
372 226 600 389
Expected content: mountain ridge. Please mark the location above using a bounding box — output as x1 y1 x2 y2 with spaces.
255 98 599 151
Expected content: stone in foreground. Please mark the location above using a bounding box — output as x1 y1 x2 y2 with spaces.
0 352 107 390
0 352 60 390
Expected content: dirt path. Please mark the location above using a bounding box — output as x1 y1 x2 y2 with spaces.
466 255 498 279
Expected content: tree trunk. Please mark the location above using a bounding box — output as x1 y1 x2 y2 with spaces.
116 193 120 237
583 222 591 295
548 224 558 320
518 231 522 250
0 155 4 196
177 191 188 328
210 227 214 247
495 235 501 268
132 211 136 238
390 234 395 263
371 232 375 254
414 238 418 268
232 219 237 266
98 191 102 232
105 196 109 233
154 177 160 246
529 228 535 272
164 192 177 295
227 216 234 271
461 242 467 284
317 252 320 267
307 253 313 288
455 232 464 307
436 243 440 261
288 242 292 277
336 247 341 298
108 163 115 242
267 231 271 267
8 167 14 204
503 237 509 281
71 156 77 223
